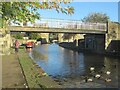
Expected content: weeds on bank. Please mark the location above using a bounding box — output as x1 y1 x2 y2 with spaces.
18 49 47 88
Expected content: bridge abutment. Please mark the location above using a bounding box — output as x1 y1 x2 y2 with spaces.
74 34 84 46
105 22 120 54
84 34 105 53
58 33 64 42
40 33 49 43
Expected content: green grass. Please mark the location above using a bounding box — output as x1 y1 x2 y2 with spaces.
18 49 47 89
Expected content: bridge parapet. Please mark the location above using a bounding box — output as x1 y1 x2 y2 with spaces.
33 19 107 31
9 18 107 34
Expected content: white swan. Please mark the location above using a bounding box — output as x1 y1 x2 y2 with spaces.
90 67 95 71
88 78 93 82
106 71 111 75
95 74 101 78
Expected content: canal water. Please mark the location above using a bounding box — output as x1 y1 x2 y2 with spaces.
29 44 119 88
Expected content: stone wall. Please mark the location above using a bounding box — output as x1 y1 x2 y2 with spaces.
59 34 84 43
0 28 11 55
105 22 120 53
58 33 64 42
40 33 49 43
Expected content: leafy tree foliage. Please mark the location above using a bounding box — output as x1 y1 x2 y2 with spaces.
82 12 109 23
0 2 74 27
29 33 39 40
12 33 24 39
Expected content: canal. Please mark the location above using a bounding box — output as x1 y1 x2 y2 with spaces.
29 43 119 88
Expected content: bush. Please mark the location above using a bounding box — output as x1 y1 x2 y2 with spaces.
12 33 23 39
29 33 40 40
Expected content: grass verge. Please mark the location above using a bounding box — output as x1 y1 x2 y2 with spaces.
18 48 47 89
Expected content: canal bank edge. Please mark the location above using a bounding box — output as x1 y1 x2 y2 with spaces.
18 48 62 89
58 42 120 58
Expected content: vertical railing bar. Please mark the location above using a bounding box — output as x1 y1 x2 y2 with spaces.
27 18 107 31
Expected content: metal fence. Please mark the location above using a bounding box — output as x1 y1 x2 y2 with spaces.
33 18 107 31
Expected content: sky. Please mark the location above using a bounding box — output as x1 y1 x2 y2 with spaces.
37 2 119 22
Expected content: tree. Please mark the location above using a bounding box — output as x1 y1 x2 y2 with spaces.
12 33 24 39
0 2 74 27
82 12 109 23
29 33 39 40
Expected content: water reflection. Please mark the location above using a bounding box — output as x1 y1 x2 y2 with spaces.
32 50 48 60
26 48 32 53
30 44 119 87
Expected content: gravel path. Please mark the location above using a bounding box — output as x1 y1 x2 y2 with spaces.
2 53 26 88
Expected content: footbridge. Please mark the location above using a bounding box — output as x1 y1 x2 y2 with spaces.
9 18 108 34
